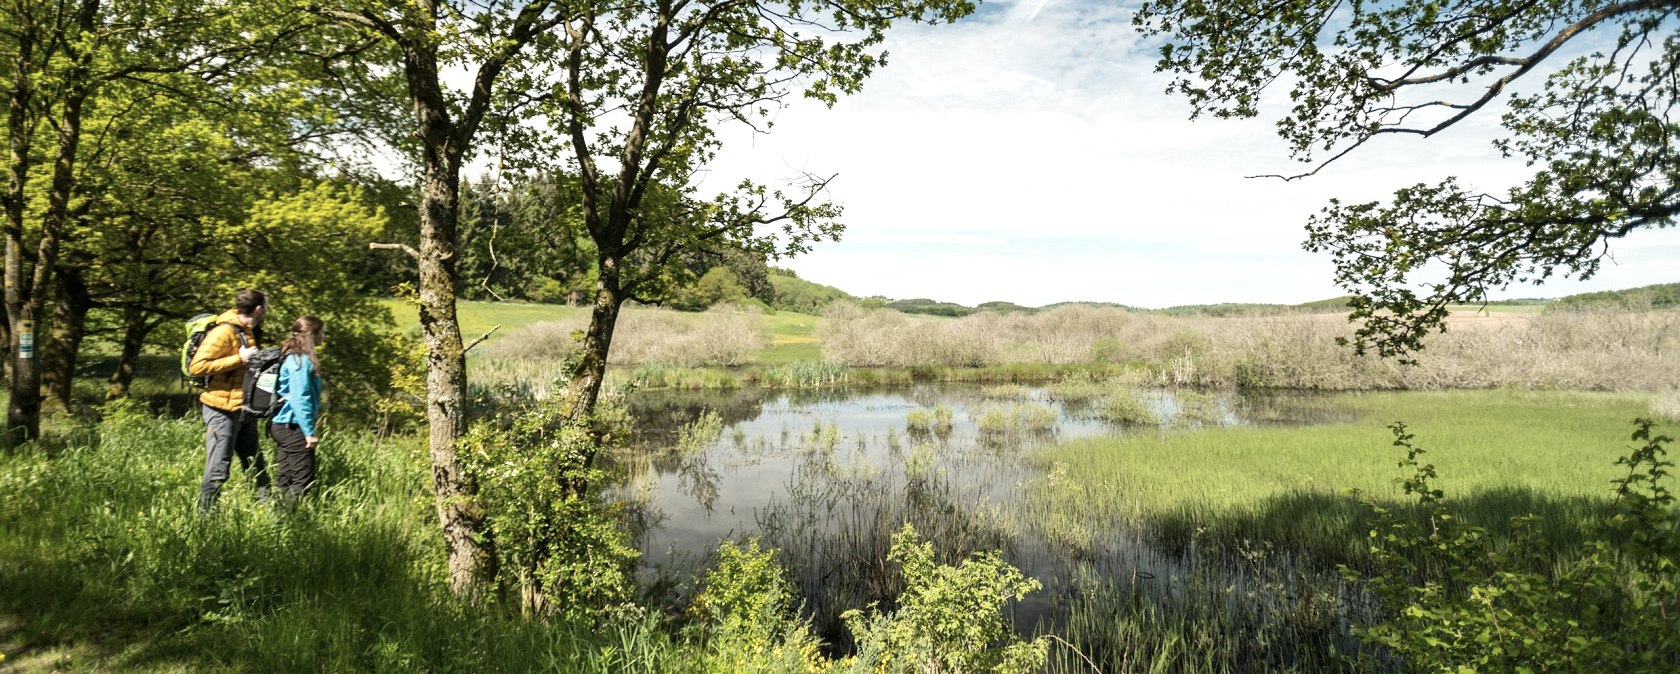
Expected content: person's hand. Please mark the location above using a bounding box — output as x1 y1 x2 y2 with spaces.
305 435 319 449
238 345 258 362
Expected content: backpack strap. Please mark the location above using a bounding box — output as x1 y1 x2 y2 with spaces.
232 324 250 349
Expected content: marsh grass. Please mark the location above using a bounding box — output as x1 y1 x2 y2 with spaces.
972 402 1059 435
1096 390 1160 426
820 303 1680 391
754 440 1019 649
1024 390 1663 566
476 304 768 368
1048 553 1354 674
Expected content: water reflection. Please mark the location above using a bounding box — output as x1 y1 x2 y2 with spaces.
609 384 1353 641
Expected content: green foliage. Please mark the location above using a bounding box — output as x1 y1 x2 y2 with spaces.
975 301 1034 314
840 524 1048 674
457 177 596 303
0 409 694 672
768 271 856 314
691 539 800 634
1554 282 1680 310
972 402 1058 434
671 267 755 311
903 406 955 436
688 539 827 673
233 182 407 425
460 392 641 621
905 408 934 434
1343 421 1680 672
757 360 850 387
1136 0 1680 362
1088 336 1132 364
888 298 975 317
933 406 954 435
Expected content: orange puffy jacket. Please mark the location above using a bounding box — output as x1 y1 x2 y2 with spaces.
188 309 259 412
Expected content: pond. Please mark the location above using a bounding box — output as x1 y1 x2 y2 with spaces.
611 383 1361 641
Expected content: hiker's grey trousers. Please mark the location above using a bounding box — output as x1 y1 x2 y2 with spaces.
198 403 270 510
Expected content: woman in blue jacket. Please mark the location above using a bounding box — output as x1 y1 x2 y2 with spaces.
270 315 325 501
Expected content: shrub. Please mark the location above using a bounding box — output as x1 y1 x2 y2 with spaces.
689 539 826 673
460 389 641 621
819 304 1680 391
527 277 572 305
932 406 955 435
838 524 1047 674
478 304 769 371
1343 420 1680 672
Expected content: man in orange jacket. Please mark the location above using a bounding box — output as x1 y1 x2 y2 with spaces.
189 289 272 511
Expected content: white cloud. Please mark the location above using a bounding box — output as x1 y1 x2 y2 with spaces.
695 0 1678 307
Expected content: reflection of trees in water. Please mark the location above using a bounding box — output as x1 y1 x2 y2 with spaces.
623 388 766 444
603 440 721 512
608 383 1373 663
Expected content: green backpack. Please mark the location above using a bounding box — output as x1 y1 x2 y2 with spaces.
180 313 248 388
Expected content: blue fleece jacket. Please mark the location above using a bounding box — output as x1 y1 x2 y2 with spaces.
272 354 322 437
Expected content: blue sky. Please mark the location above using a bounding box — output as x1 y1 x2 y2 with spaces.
701 0 1680 308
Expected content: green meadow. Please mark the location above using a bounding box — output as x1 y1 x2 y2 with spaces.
1026 390 1660 564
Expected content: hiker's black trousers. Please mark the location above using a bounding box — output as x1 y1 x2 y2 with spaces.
269 421 316 498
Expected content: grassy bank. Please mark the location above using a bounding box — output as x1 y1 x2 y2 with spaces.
1025 389 1665 564
0 408 690 672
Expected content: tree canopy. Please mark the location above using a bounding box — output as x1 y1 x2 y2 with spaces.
1135 0 1680 362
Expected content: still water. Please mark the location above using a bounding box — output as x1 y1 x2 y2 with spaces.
612 384 1353 635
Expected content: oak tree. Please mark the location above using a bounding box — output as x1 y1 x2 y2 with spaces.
306 0 573 596
1135 0 1680 362
543 0 974 429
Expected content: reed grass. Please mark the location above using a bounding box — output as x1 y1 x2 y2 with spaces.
819 303 1680 392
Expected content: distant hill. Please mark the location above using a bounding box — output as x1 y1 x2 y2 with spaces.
1554 282 1680 309
887 298 975 317
975 301 1034 314
767 270 855 313
1292 296 1356 313
1039 301 1149 312
1157 302 1289 317
765 276 1677 317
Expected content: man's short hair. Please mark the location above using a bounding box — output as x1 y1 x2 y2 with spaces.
235 289 267 316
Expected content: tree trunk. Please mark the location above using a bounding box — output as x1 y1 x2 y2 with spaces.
402 26 494 594
3 0 96 443
41 267 90 412
104 307 152 401
0 299 9 381
3 14 36 447
565 255 623 425
418 156 494 597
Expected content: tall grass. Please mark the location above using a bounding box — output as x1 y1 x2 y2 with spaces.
476 303 769 368
819 303 1680 391
0 408 694 672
